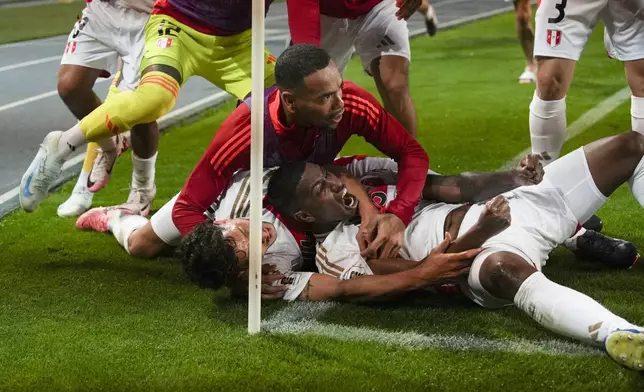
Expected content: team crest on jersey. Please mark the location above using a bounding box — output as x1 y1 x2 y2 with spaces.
156 38 173 49
546 29 561 48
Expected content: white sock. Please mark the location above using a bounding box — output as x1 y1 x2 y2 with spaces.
98 136 117 152
72 170 90 193
529 92 567 166
423 6 434 20
514 272 638 346
57 124 87 156
632 95 644 135
562 226 586 251
132 152 157 189
108 213 148 254
628 156 644 207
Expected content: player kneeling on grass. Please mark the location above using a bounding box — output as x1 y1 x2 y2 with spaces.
260 131 644 371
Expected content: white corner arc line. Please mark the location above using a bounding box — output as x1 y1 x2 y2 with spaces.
0 55 61 73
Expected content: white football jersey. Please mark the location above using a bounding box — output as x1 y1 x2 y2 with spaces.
113 0 154 14
211 168 315 301
316 185 465 295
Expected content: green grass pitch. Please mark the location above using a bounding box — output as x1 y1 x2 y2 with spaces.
2 11 644 391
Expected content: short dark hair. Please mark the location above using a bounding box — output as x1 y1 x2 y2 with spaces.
266 161 307 217
175 221 240 290
275 44 331 91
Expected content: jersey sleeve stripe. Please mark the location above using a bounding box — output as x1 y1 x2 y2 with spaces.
210 126 250 167
317 245 345 272
343 105 378 129
343 95 379 118
230 176 250 219
316 255 340 277
211 131 251 175
235 180 252 218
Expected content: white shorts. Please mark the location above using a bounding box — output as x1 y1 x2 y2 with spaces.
459 147 609 308
534 0 644 61
320 0 411 74
150 193 182 247
60 0 149 92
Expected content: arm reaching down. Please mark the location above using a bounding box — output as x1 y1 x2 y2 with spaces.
422 154 544 203
298 235 482 302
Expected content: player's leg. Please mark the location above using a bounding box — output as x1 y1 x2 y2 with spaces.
19 14 193 212
604 0 644 135
530 0 605 166
625 59 644 135
514 0 537 83
55 3 120 217
356 0 417 135
76 194 180 258
416 0 438 37
469 249 644 369
197 29 277 100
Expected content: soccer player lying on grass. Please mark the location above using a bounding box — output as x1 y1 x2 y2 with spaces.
264 131 644 371
24 43 429 259
77 153 542 280
175 153 636 301
175 154 549 300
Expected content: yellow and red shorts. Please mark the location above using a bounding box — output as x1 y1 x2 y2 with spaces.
140 14 276 100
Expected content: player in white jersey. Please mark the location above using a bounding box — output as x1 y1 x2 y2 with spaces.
529 0 644 165
57 0 159 218
267 130 644 370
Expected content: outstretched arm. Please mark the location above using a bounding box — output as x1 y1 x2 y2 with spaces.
423 154 544 203
298 235 482 302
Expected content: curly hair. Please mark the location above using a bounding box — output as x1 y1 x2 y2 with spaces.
175 221 240 290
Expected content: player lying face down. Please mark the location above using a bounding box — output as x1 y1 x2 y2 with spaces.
266 132 644 371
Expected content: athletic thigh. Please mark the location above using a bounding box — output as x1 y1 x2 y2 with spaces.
353 0 411 75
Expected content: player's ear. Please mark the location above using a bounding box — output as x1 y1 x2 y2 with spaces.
294 210 315 223
281 90 296 112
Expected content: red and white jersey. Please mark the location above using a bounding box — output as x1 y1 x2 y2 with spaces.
315 184 465 295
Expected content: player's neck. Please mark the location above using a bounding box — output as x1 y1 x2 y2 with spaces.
311 220 341 235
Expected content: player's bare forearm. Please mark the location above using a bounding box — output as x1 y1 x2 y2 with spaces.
445 224 493 254
423 171 522 203
367 257 418 275
298 269 429 302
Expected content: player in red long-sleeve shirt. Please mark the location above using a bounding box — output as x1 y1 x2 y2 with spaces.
173 44 429 256
286 0 426 137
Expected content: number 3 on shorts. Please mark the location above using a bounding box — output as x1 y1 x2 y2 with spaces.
548 0 567 23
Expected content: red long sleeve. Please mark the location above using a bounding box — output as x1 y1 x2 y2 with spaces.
339 82 429 225
172 105 253 236
286 0 321 46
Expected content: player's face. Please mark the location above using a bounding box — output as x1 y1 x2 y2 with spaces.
218 219 277 266
296 163 358 223
295 63 345 129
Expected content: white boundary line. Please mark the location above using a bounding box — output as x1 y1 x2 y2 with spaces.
0 90 229 207
0 77 112 113
0 55 61 73
262 303 601 356
500 87 632 170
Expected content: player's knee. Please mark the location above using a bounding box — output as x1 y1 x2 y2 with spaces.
479 252 537 300
57 69 91 103
536 72 566 101
620 131 644 158
127 231 160 259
